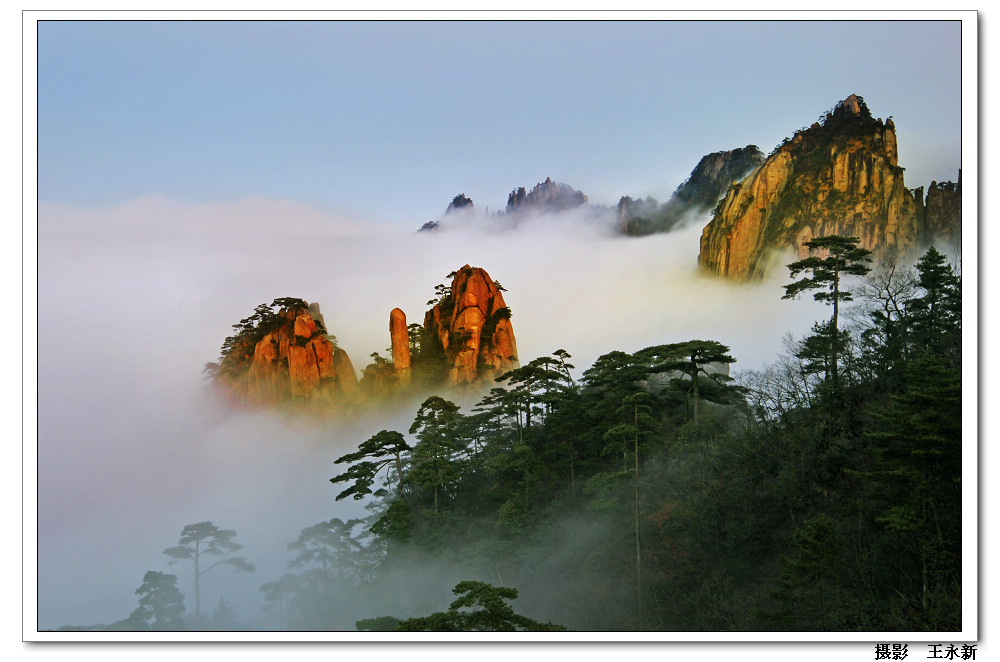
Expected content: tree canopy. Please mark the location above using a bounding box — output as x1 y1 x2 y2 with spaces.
126 571 186 631
783 235 872 384
360 581 566 632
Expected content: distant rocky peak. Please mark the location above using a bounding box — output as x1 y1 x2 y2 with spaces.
446 193 475 214
618 146 764 236
673 145 765 208
504 177 588 215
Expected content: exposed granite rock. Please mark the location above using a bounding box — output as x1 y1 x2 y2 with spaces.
918 173 962 248
422 265 518 387
331 347 360 399
389 307 412 387
214 267 523 412
215 300 359 410
698 94 959 280
358 353 398 400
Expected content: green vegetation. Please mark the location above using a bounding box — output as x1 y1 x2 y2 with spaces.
329 241 959 631
783 235 873 385
61 241 961 632
212 296 336 380
358 581 566 631
480 306 512 352
331 430 411 501
770 95 877 157
219 297 309 359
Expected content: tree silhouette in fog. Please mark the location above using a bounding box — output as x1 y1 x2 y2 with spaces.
164 521 255 623
126 571 185 631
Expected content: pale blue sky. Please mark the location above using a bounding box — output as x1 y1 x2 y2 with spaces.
37 19 963 225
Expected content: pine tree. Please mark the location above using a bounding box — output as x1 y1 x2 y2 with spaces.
388 581 566 631
128 571 186 631
408 396 463 514
783 235 872 385
163 522 255 622
331 430 412 500
908 247 961 361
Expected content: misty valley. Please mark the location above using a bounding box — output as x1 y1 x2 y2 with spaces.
40 94 964 634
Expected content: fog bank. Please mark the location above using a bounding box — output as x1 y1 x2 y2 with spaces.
36 196 829 629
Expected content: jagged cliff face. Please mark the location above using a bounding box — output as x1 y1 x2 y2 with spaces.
675 145 767 208
619 145 764 236
422 265 518 387
213 267 520 412
504 177 587 215
919 176 962 248
421 178 588 231
699 94 955 280
215 302 359 410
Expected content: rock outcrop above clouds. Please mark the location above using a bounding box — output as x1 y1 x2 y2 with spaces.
445 193 475 215
618 145 765 235
917 176 962 249
213 299 359 411
212 267 520 412
698 94 961 280
503 177 588 215
422 265 519 387
389 307 412 387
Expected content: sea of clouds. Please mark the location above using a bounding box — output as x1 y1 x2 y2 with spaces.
34 195 830 631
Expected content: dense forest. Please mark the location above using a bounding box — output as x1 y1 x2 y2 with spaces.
59 239 963 633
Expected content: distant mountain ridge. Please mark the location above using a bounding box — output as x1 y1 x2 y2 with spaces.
501 177 588 216
415 94 960 278
618 145 765 235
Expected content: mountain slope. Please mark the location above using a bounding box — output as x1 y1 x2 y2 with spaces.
618 145 765 235
698 94 959 280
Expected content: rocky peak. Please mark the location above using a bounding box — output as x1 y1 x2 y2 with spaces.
676 146 767 207
445 193 475 215
213 298 359 410
917 172 962 248
212 268 522 412
619 145 764 235
838 93 864 117
698 95 957 280
504 177 588 215
422 265 518 387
